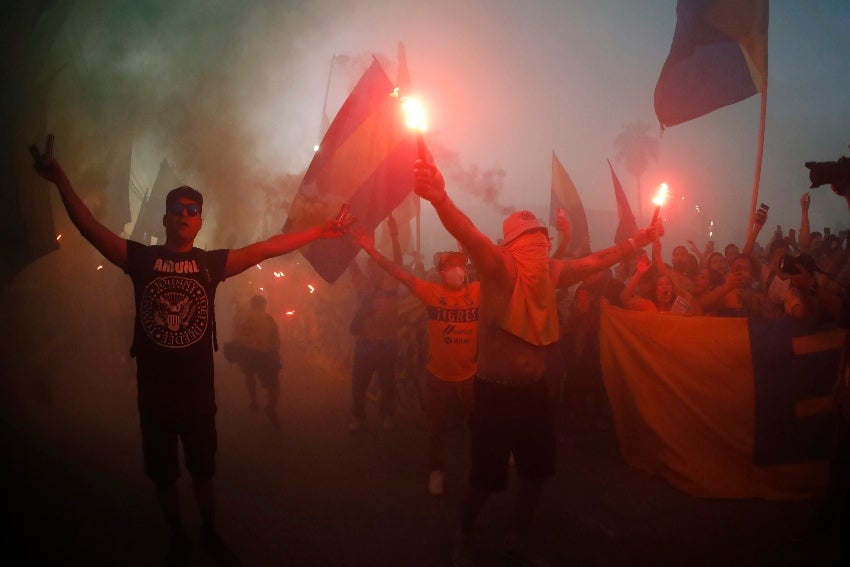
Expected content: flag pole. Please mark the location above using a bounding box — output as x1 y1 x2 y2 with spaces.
747 81 768 230
415 197 421 259
318 55 336 140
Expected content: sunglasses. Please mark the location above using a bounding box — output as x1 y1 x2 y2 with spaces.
167 203 202 217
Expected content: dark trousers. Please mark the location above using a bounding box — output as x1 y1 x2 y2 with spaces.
427 372 474 470
351 338 399 420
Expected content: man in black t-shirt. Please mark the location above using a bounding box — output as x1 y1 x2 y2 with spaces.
32 137 345 567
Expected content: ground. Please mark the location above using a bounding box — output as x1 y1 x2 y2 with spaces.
3 344 845 567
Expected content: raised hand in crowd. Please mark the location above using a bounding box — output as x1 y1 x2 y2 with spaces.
620 252 652 308
800 192 812 252
743 202 768 256
686 239 707 268
695 263 746 315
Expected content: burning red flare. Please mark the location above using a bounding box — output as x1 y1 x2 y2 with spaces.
394 88 428 159
401 96 427 133
651 183 670 224
652 183 670 207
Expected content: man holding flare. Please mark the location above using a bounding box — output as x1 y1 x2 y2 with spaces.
413 159 662 566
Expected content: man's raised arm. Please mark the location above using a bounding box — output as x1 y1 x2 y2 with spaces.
225 220 345 277
351 226 416 291
552 224 662 288
413 160 501 276
32 136 127 269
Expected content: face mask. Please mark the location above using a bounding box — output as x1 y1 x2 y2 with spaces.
506 230 550 254
442 266 466 288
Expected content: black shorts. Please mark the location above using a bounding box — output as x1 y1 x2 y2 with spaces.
139 409 217 484
469 377 556 492
225 343 281 391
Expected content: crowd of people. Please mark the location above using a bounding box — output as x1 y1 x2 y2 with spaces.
611 192 848 323
356 170 850 566
31 130 849 566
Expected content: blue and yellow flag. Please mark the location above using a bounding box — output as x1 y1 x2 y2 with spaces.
549 152 590 257
608 160 638 245
283 58 420 282
600 305 837 499
654 0 768 128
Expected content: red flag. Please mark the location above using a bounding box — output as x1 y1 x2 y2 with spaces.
608 159 638 244
283 58 420 282
379 42 419 259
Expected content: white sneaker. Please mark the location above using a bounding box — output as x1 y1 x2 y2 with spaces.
348 417 363 432
382 415 395 430
428 470 444 496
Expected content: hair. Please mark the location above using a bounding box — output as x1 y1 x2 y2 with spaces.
250 294 267 309
707 252 727 287
637 264 660 299
642 272 677 310
768 237 790 259
732 253 757 276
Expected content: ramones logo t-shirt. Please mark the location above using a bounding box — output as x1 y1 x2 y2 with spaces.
140 274 209 348
126 241 228 362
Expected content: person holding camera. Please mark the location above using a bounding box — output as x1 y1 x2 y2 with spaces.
803 156 850 558
804 152 850 553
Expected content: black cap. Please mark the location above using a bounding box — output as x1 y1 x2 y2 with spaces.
165 185 203 209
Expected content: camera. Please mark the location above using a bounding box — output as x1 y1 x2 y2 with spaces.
779 254 813 275
805 156 850 195
779 253 820 276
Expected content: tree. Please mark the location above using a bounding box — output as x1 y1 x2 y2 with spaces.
614 121 659 223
